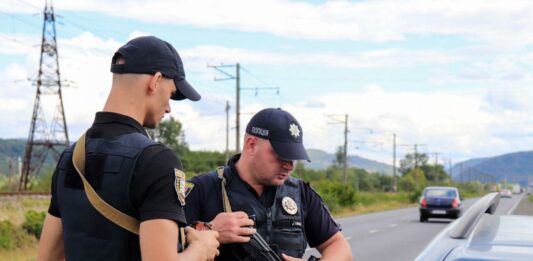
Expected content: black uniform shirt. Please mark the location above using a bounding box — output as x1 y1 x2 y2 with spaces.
185 154 341 248
48 112 186 224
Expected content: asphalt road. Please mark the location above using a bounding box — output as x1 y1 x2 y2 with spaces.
304 193 524 261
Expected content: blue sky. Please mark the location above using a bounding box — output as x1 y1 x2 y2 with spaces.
1 0 533 166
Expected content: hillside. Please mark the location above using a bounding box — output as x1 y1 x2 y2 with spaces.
451 151 533 186
305 149 393 175
0 138 26 175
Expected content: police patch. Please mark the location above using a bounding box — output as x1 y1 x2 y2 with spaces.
185 182 195 197
281 196 298 215
174 168 186 206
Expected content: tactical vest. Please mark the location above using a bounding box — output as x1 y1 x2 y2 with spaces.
55 132 155 261
220 168 308 258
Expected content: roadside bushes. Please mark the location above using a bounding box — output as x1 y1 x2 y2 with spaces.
22 210 46 238
313 180 357 213
0 220 33 250
0 210 45 250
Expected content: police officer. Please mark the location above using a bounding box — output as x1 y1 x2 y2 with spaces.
185 108 352 260
37 36 219 261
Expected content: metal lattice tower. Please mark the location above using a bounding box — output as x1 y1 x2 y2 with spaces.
19 1 69 191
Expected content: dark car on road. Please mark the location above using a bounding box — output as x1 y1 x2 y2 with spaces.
419 186 461 222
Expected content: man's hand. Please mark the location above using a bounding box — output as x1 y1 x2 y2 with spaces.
282 253 304 261
210 211 256 244
185 227 220 261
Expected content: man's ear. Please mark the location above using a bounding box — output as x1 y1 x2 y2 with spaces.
147 72 163 95
243 135 258 155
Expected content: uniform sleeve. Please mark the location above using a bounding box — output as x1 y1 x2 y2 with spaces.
132 145 186 226
185 173 223 225
184 175 204 225
47 168 61 217
302 181 341 247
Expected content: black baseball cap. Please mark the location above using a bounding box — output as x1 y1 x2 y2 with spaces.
246 108 311 162
110 36 200 101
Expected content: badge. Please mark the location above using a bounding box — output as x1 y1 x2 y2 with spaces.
174 168 186 206
289 123 300 139
185 182 195 197
281 196 298 215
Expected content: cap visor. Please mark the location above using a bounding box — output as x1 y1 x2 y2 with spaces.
173 79 201 101
270 140 311 162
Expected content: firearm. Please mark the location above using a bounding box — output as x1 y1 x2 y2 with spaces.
241 231 282 261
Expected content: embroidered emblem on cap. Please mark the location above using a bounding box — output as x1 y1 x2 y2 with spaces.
289 123 300 139
281 196 298 215
174 168 186 206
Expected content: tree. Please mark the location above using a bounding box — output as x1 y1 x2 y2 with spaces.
157 116 189 155
399 168 427 192
399 152 429 176
332 145 344 169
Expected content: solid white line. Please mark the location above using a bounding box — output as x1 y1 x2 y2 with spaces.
507 193 525 215
368 229 379 234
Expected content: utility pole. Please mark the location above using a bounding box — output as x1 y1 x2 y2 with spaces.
208 63 241 153
343 114 348 183
448 159 453 180
460 163 464 183
392 133 397 192
325 114 349 182
431 152 441 183
225 100 230 163
20 1 70 191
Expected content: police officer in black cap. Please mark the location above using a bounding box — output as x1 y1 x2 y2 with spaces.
37 36 219 261
185 108 352 260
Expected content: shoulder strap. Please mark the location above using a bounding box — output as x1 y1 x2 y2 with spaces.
216 166 232 213
72 132 140 235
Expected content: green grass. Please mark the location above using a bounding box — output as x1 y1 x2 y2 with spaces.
0 197 49 260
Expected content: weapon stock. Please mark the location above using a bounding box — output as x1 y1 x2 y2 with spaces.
243 232 282 261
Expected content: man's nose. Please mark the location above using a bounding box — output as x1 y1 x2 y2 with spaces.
282 159 294 171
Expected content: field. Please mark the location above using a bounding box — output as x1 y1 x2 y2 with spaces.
0 196 50 261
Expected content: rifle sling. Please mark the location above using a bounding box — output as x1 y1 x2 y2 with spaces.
217 166 233 212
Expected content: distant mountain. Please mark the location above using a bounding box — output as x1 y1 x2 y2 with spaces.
451 151 533 187
304 149 393 175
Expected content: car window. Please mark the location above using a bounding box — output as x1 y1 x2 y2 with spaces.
425 189 456 197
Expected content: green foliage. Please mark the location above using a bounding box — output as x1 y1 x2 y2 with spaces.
313 180 357 212
181 150 226 176
0 220 32 250
399 152 429 176
398 168 426 192
21 210 46 239
157 116 189 155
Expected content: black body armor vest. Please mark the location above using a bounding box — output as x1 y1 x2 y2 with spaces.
55 133 155 261
219 168 308 258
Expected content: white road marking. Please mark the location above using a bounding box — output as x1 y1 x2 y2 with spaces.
345 236 352 241
389 223 398 228
368 229 379 234
508 193 525 215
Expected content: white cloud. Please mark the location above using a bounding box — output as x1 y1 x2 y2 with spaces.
6 0 533 47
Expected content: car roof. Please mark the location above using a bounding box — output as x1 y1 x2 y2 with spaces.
415 192 533 261
424 186 458 190
446 215 533 260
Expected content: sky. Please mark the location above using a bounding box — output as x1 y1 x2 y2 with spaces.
1 0 533 167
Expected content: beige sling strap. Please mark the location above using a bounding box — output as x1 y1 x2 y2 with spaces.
72 132 140 235
216 166 233 213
